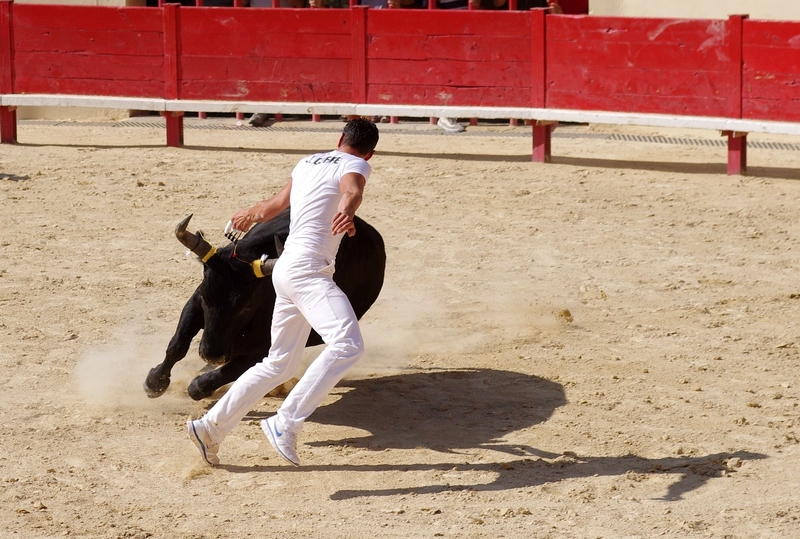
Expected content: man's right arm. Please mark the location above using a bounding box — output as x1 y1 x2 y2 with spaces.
230 178 292 232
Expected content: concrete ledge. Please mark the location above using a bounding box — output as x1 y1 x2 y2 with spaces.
3 94 800 138
165 100 358 115
0 94 166 111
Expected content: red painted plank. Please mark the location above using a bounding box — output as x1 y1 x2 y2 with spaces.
181 57 352 83
548 16 729 46
367 10 530 37
367 58 529 87
13 27 163 56
548 64 728 100
15 52 163 82
367 84 530 107
547 40 730 71
181 8 351 34
744 45 800 73
743 98 800 122
180 80 352 101
744 70 800 99
14 76 163 97
13 5 162 32
368 34 530 62
743 20 800 46
181 31 351 58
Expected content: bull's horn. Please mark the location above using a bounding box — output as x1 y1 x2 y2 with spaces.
252 256 278 278
175 214 217 263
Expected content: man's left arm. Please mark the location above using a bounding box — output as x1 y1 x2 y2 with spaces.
331 172 366 237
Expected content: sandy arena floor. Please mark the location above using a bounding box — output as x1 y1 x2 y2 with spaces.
1 117 799 538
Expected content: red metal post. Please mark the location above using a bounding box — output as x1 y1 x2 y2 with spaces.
166 112 185 146
0 0 16 143
0 106 15 143
428 0 437 124
162 3 184 146
270 0 283 120
531 8 549 162
725 131 747 175
725 14 748 174
311 0 320 123
194 0 206 119
533 123 551 162
727 15 747 120
351 6 367 104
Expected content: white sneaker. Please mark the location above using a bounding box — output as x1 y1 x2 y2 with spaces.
261 416 300 466
187 419 220 466
437 117 465 133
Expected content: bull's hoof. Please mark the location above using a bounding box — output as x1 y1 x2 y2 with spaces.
187 379 214 401
144 369 170 398
143 380 168 398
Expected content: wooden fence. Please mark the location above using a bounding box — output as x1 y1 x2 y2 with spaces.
1 1 798 172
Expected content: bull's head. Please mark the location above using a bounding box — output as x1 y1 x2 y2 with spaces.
175 215 285 365
175 214 279 278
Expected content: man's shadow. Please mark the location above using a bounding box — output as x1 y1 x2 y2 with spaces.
243 368 766 500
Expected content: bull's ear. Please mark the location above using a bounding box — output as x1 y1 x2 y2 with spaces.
274 236 284 257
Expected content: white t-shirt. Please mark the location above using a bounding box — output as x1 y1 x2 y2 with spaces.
283 150 371 267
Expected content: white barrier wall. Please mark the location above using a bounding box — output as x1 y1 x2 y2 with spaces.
590 0 800 20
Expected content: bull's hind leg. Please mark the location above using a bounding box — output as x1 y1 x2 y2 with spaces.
187 355 259 400
144 293 204 398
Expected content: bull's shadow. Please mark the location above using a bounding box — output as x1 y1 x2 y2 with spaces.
308 368 565 455
239 368 766 501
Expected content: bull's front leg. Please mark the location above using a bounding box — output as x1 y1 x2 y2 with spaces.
144 291 204 398
187 353 260 401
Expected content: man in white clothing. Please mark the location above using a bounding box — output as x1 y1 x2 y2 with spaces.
188 118 379 467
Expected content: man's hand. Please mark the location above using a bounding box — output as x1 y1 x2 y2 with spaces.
331 211 356 237
230 208 255 234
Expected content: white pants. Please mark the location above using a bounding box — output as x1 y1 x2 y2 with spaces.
203 253 364 442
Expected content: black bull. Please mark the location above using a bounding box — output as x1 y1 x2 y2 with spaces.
144 208 386 400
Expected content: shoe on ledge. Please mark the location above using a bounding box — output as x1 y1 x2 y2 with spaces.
437 117 465 133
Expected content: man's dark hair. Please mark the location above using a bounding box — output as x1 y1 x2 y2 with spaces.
341 118 379 156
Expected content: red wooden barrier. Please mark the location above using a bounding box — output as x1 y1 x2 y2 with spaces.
0 0 15 143
0 1 798 174
743 19 800 123
366 10 531 107
12 4 164 96
546 16 735 116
